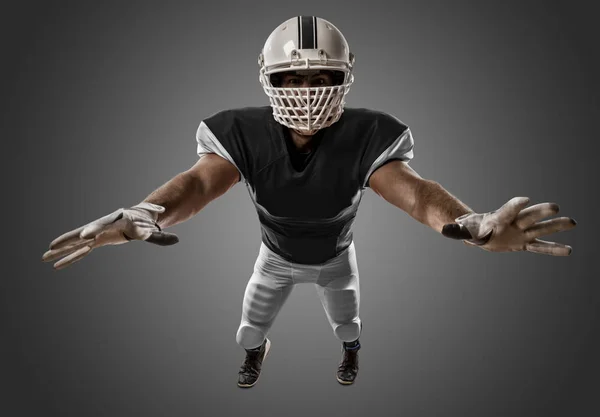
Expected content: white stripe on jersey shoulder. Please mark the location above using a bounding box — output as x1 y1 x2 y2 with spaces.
196 121 245 182
363 128 415 188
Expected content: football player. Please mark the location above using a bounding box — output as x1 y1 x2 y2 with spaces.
42 16 577 388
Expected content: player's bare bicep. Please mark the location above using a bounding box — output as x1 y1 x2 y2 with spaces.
188 153 241 199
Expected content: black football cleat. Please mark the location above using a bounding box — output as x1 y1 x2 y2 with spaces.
336 340 360 385
237 338 271 388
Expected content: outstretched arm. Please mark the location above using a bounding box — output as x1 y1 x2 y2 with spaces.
368 160 576 255
43 153 240 269
368 160 473 234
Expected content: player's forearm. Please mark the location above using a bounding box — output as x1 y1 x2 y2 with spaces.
369 161 475 234
142 171 211 229
411 179 474 233
141 155 240 228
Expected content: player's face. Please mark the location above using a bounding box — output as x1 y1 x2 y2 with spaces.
276 71 334 123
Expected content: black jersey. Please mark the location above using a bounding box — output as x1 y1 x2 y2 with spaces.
196 106 414 264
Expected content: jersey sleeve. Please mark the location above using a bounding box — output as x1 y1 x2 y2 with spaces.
195 110 250 183
360 112 415 188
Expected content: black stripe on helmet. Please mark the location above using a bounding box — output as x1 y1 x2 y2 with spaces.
297 16 302 49
313 16 317 48
299 16 315 49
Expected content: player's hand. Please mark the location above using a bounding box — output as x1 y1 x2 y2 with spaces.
441 197 577 256
42 202 179 270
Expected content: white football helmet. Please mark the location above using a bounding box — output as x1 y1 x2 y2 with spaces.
258 16 355 135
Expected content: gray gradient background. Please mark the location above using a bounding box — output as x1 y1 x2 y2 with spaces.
4 1 598 416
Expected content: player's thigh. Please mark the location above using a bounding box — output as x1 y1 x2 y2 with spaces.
242 266 294 324
316 272 360 321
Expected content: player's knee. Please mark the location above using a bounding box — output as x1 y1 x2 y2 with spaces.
236 324 266 349
334 321 361 342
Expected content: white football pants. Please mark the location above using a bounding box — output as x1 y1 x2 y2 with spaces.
236 241 362 350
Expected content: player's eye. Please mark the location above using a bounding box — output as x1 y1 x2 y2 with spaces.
311 77 330 86
285 78 303 86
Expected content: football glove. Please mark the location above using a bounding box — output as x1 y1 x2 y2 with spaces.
42 202 179 270
441 196 576 256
